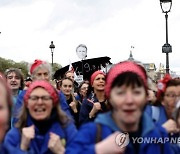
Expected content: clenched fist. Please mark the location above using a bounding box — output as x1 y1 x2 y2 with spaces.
20 125 35 151
48 132 65 154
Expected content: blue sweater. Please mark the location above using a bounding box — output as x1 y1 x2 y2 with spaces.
66 112 173 154
4 115 77 154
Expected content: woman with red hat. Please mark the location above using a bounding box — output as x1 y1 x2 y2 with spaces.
145 75 180 131
79 70 109 125
12 59 71 127
4 80 77 154
145 75 180 153
66 61 173 154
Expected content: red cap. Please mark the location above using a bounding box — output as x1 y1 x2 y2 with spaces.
90 70 106 86
24 80 59 106
105 61 147 99
157 74 172 99
30 59 46 74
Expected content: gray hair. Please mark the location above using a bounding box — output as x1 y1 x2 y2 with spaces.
29 61 52 81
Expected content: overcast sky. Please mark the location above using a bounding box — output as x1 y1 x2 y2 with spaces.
0 0 180 74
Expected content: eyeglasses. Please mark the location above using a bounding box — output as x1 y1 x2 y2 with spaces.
165 93 180 99
29 95 52 102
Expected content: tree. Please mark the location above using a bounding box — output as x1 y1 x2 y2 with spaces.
0 57 62 78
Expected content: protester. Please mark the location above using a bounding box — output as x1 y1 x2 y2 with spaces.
66 61 173 154
145 74 180 131
65 70 75 82
75 80 90 104
4 80 77 154
4 68 24 127
60 77 80 128
0 73 12 153
79 70 109 125
65 70 79 93
5 68 24 100
145 74 180 153
13 59 71 126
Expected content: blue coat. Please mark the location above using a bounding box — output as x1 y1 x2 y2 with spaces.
4 115 77 154
145 105 168 124
145 105 180 153
12 90 72 126
79 93 108 125
66 112 173 154
0 144 8 154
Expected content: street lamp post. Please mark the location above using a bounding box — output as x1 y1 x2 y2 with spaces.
160 0 172 74
49 41 55 67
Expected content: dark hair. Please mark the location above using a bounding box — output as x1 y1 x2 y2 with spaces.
5 68 24 90
111 72 148 95
172 107 180 122
78 81 89 91
77 81 91 98
59 77 74 87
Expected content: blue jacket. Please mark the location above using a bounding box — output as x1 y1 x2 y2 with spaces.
145 105 168 124
4 115 77 154
66 111 173 154
79 93 108 125
0 144 8 154
145 105 180 153
12 90 72 126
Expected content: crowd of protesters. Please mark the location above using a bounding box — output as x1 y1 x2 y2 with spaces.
0 59 179 154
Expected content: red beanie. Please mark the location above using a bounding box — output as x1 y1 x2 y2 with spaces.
157 74 172 99
105 61 147 99
90 70 106 86
24 80 59 106
30 59 46 74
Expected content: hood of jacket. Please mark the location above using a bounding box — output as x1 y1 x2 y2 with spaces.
95 111 156 137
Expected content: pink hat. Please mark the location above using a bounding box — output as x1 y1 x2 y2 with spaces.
24 80 59 106
90 70 106 86
30 59 46 74
105 61 147 99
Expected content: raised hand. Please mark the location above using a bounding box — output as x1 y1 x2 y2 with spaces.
69 101 78 113
89 102 102 118
20 125 35 151
162 119 179 134
95 131 126 154
48 132 65 154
